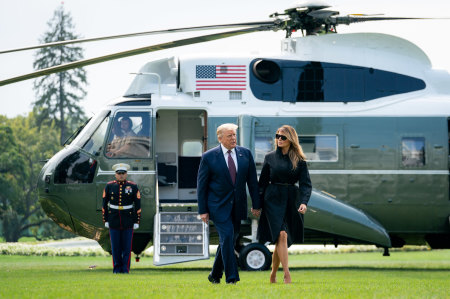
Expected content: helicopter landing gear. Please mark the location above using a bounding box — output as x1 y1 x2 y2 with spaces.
238 243 272 271
383 247 390 257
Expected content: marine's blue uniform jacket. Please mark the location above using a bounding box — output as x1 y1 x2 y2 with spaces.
102 180 141 229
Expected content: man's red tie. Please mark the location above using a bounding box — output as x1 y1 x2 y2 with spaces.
227 150 236 185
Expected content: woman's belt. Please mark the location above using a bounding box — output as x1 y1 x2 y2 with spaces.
270 182 295 186
108 204 133 210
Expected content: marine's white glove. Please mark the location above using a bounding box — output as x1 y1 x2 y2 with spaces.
133 223 139 230
104 222 109 228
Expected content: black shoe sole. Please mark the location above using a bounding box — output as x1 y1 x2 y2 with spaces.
208 274 220 284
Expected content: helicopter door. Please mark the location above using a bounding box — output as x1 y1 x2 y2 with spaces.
154 109 209 266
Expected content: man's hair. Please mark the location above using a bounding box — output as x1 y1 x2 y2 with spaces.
216 123 238 137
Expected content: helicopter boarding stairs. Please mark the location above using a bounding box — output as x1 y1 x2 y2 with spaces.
153 157 210 266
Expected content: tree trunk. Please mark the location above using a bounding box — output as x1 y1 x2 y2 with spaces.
2 209 21 242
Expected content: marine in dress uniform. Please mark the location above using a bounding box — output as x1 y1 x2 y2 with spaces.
102 163 141 273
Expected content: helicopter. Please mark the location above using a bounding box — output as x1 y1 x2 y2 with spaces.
1 1 449 270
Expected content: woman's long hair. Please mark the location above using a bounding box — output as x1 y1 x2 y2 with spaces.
276 125 307 170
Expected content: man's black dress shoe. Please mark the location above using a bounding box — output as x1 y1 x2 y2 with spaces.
208 274 220 284
226 280 237 284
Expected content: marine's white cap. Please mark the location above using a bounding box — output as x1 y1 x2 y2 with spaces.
112 163 130 172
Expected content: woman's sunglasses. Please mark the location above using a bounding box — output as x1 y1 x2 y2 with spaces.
116 171 127 175
275 134 288 141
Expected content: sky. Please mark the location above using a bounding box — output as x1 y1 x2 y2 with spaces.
1 0 450 118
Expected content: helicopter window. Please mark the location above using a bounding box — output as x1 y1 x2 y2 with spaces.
182 141 202 156
105 111 152 159
255 137 275 166
54 149 97 184
70 110 110 148
402 137 425 167
299 135 338 162
82 116 109 156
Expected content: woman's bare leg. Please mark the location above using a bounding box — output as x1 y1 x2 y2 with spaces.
277 231 291 284
270 245 280 283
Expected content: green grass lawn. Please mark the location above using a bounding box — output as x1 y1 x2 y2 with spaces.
0 250 449 298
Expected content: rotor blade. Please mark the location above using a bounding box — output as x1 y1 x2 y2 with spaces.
335 16 443 25
348 14 384 17
0 21 274 55
0 26 271 86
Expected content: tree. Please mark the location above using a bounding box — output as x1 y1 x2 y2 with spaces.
0 117 26 241
0 113 74 241
33 5 87 145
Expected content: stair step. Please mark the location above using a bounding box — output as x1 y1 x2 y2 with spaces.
155 212 208 258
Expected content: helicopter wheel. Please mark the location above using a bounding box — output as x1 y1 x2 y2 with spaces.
238 243 272 271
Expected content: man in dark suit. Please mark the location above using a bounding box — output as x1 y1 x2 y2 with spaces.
197 123 261 284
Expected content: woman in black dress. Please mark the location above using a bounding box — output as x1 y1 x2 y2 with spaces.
258 125 312 284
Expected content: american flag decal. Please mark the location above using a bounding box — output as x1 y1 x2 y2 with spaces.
196 65 247 90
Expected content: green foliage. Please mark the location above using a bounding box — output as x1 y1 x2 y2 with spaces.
0 242 108 257
33 5 87 145
0 251 449 298
0 117 26 241
0 112 74 241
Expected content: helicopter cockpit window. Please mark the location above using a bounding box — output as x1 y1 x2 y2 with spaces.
70 110 110 149
82 116 109 156
299 135 338 162
402 137 425 167
105 111 152 158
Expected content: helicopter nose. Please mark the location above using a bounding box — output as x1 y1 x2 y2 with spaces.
38 150 76 234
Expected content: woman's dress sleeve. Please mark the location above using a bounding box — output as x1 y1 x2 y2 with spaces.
297 161 312 206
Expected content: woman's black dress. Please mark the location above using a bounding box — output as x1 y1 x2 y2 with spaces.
257 148 312 247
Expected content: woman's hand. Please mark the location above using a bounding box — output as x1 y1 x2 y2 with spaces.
251 208 261 217
298 204 307 214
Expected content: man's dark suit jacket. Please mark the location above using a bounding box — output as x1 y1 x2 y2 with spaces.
197 145 260 223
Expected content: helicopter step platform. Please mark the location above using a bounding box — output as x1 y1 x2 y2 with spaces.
153 211 209 266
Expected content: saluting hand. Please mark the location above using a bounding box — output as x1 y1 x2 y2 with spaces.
298 204 307 214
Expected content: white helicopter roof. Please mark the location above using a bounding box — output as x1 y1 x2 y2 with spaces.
115 32 450 118
280 33 432 78
126 32 435 97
